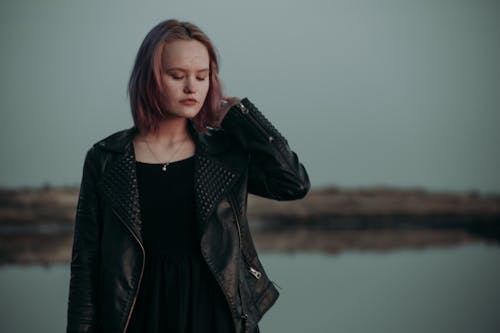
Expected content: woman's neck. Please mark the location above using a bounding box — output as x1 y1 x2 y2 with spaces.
133 117 196 163
142 117 190 145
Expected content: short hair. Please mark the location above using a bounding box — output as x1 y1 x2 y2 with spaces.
128 19 223 134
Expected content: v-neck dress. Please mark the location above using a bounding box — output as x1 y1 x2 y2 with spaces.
125 155 235 333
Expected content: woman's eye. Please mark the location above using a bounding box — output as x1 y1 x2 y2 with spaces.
196 77 207 81
171 75 184 80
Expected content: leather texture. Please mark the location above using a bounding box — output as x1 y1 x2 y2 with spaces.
66 98 310 333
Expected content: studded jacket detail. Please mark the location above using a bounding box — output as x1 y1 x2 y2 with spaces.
66 98 310 333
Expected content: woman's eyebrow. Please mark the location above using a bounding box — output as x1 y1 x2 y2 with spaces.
166 67 209 73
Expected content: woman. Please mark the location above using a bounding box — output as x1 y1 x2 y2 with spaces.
66 19 310 333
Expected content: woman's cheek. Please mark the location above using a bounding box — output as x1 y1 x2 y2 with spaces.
201 81 210 98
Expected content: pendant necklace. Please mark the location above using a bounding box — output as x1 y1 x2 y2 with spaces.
142 135 188 172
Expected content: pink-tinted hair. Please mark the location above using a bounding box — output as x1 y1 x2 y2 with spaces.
128 19 223 134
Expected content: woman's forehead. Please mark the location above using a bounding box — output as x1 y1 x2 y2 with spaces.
162 40 209 69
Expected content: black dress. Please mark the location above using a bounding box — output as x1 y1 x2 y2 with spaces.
126 155 235 333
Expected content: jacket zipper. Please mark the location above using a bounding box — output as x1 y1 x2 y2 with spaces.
237 102 296 175
249 266 262 279
111 207 145 333
228 194 262 332
237 102 270 144
228 193 262 280
228 194 249 332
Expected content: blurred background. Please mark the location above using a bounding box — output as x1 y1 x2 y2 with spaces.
1 0 499 332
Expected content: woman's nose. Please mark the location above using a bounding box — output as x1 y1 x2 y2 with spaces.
183 77 195 94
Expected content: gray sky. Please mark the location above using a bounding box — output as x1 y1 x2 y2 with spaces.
1 0 499 194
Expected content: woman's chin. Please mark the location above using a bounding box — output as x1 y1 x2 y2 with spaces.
183 109 202 119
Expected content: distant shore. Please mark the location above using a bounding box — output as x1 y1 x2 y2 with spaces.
1 186 499 264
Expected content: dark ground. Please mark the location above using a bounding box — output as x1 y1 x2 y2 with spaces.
1 186 499 264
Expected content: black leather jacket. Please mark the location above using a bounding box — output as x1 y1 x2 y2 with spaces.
66 98 310 333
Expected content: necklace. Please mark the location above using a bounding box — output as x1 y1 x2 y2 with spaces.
141 135 189 172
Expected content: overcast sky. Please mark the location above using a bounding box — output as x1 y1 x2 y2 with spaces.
1 0 499 194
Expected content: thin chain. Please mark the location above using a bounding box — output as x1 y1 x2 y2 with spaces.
140 135 189 171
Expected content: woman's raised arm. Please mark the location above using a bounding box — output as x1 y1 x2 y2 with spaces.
220 97 310 200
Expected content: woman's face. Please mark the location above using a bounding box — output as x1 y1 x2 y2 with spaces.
159 39 210 119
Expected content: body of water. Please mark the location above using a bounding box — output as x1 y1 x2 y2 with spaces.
1 242 499 332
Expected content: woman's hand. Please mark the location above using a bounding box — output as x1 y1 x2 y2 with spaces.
217 96 241 126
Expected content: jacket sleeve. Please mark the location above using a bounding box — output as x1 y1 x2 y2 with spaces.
220 97 310 200
67 146 102 333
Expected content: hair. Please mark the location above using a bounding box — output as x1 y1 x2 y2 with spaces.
128 19 223 134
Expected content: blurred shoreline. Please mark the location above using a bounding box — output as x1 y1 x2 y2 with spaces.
1 186 499 265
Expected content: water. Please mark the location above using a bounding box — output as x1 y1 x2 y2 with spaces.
1 243 499 333
259 243 500 333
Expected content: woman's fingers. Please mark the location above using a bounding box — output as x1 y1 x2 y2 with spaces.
224 96 241 105
217 96 241 125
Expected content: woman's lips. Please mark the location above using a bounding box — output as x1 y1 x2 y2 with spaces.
179 98 197 106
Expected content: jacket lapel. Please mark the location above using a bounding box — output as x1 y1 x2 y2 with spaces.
99 137 143 244
98 122 240 246
194 153 238 228
190 121 241 234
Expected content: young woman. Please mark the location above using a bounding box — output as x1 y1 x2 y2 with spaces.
66 19 310 333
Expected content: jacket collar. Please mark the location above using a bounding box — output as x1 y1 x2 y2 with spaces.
97 119 241 245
